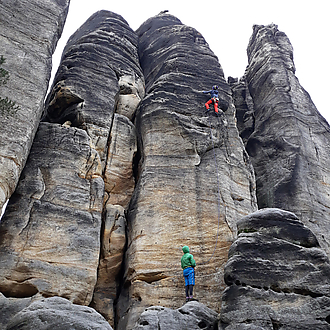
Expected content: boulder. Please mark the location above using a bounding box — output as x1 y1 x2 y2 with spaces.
0 293 35 330
0 0 70 209
236 208 319 248
117 12 257 329
133 301 218 330
220 286 330 330
0 122 104 305
6 296 113 330
242 24 330 257
219 208 330 329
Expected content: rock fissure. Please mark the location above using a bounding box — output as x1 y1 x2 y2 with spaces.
309 127 320 161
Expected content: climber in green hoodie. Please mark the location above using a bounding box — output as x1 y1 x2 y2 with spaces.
181 245 197 302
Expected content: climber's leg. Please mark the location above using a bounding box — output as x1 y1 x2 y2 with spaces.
214 100 219 113
205 99 212 110
189 284 194 297
185 285 189 301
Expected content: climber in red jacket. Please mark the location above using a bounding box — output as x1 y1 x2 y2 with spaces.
203 85 219 113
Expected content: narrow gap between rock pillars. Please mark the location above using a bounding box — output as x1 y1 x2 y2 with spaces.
113 222 129 330
92 87 121 327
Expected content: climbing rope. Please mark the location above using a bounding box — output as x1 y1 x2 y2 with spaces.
166 111 226 276
197 113 223 265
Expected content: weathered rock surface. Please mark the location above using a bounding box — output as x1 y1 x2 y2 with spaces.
0 293 36 330
228 76 255 145
6 296 113 330
0 0 70 210
90 204 127 326
44 11 144 323
0 10 145 324
0 122 104 305
104 114 137 208
117 13 257 329
44 9 143 210
3 6 330 330
43 10 144 167
219 208 330 329
132 301 218 330
237 24 330 257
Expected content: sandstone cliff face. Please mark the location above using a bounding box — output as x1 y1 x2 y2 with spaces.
1 6 330 330
232 24 330 257
0 10 144 327
0 122 104 304
0 0 70 210
117 13 257 329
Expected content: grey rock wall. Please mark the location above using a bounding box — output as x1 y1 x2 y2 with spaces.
0 0 70 210
1 6 329 330
228 76 254 145
43 10 144 129
219 208 330 329
0 10 144 327
0 293 35 330
0 122 104 305
90 204 127 326
117 13 257 330
240 24 330 257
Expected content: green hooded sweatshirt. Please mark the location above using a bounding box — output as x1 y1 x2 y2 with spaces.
181 246 196 269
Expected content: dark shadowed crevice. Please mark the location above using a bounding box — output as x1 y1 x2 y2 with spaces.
0 282 38 298
179 309 190 315
198 320 207 328
112 219 129 330
42 81 85 126
132 144 141 186
325 315 330 324
271 319 282 330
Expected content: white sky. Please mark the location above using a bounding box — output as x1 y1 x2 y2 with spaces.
51 0 329 123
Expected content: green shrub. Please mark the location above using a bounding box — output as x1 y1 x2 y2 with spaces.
0 55 19 115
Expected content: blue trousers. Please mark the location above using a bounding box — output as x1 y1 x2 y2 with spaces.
183 267 195 286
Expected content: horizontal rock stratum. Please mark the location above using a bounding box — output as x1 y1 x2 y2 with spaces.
220 208 330 329
1 7 330 330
